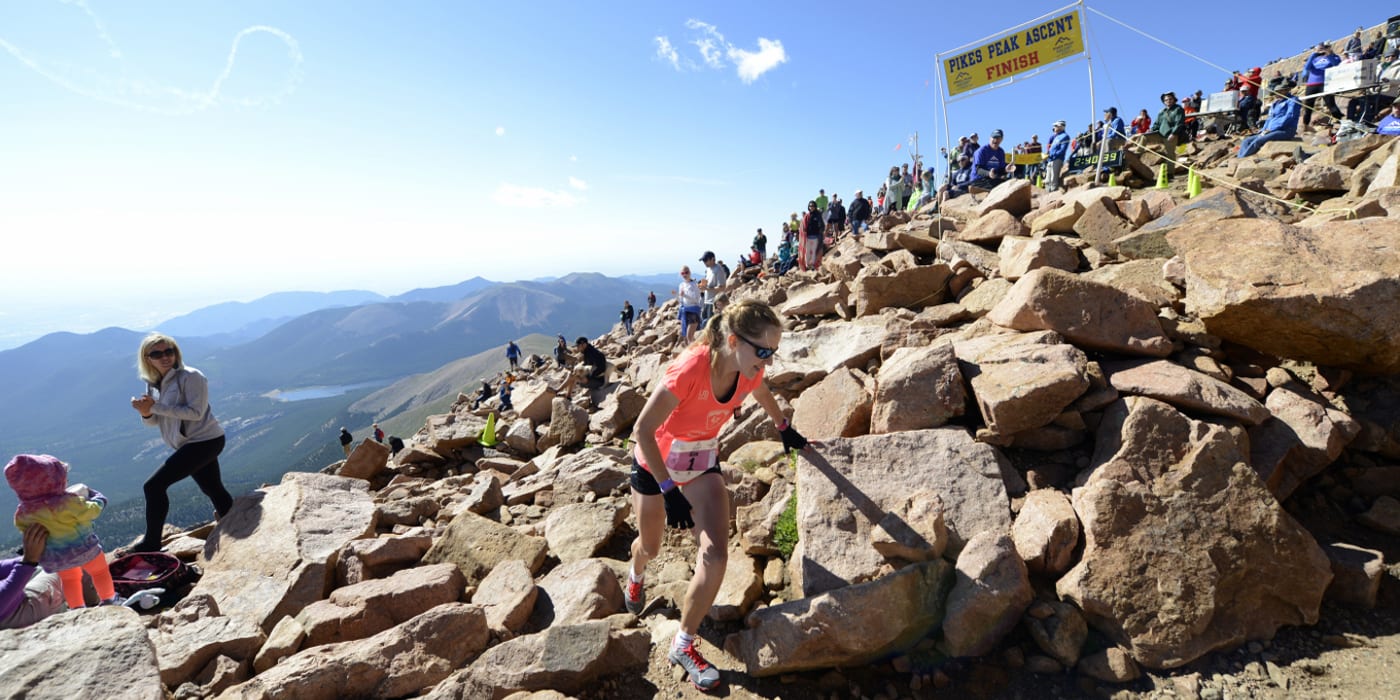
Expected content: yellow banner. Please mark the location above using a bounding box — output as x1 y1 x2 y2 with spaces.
943 10 1085 97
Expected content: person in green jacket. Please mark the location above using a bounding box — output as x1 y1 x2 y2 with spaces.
1155 91 1187 176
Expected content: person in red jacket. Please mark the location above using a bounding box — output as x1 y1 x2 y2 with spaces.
1131 109 1152 135
1238 67 1263 130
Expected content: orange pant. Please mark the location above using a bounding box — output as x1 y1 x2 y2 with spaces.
56 550 116 609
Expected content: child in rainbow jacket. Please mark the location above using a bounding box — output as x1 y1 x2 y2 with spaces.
5 454 121 608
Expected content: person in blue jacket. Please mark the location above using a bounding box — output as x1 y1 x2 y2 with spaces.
1044 120 1071 192
505 340 521 371
1377 97 1400 136
971 129 1008 189
1238 95 1303 157
1301 43 1342 127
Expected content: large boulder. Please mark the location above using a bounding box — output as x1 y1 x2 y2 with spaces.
473 559 539 634
792 429 1012 596
979 178 1034 218
1058 397 1332 669
1249 380 1361 500
954 331 1089 436
543 501 626 564
1030 200 1085 234
540 397 589 450
767 318 888 392
1286 163 1351 193
780 281 848 316
1167 218 1400 374
951 209 1028 244
340 439 390 480
709 547 764 622
792 367 872 439
588 384 645 442
1101 359 1269 425
219 603 489 700
529 559 625 628
426 620 650 699
295 563 465 648
197 473 377 631
422 511 548 586
726 560 953 676
997 235 1079 281
422 412 487 453
940 531 1033 657
869 343 965 433
987 268 1172 357
1011 488 1080 576
336 534 433 587
853 264 953 317
1117 188 1262 260
0 607 164 700
1072 197 1134 256
511 379 557 424
150 595 265 687
1079 259 1182 308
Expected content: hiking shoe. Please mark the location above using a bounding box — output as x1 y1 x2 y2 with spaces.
100 594 126 607
624 577 645 615
669 641 722 691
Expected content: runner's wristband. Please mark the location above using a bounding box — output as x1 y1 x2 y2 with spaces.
658 479 676 493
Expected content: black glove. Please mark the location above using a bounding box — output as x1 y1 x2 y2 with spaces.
779 423 808 453
663 487 694 529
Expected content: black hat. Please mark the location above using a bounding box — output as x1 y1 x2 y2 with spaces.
699 251 715 262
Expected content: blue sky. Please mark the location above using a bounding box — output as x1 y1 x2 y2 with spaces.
0 1 1380 347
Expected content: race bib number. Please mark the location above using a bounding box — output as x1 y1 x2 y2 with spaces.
665 438 718 481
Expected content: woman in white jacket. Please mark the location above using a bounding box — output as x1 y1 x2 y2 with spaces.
128 333 233 552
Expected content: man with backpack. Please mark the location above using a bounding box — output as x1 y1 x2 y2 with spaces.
338 427 353 457
620 301 635 335
825 195 846 241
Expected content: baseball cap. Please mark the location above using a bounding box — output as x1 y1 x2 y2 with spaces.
991 129 1004 138
1053 120 1066 128
699 251 715 262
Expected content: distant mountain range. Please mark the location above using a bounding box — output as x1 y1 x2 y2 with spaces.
0 272 662 549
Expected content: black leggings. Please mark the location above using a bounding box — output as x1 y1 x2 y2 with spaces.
142 435 233 548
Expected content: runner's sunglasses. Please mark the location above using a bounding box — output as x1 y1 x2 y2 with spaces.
737 334 776 359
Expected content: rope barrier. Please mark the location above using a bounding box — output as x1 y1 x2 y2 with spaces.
1118 136 1341 217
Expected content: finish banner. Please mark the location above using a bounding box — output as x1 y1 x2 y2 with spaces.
942 10 1085 97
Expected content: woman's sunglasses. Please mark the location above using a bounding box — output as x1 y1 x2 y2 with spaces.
146 348 177 360
737 334 776 359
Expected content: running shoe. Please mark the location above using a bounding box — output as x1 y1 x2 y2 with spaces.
624 577 645 615
669 641 722 691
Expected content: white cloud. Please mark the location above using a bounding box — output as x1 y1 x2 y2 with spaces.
685 20 726 68
569 155 578 162
568 176 588 191
728 38 787 83
656 20 785 84
491 183 584 209
654 36 680 70
495 126 505 136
